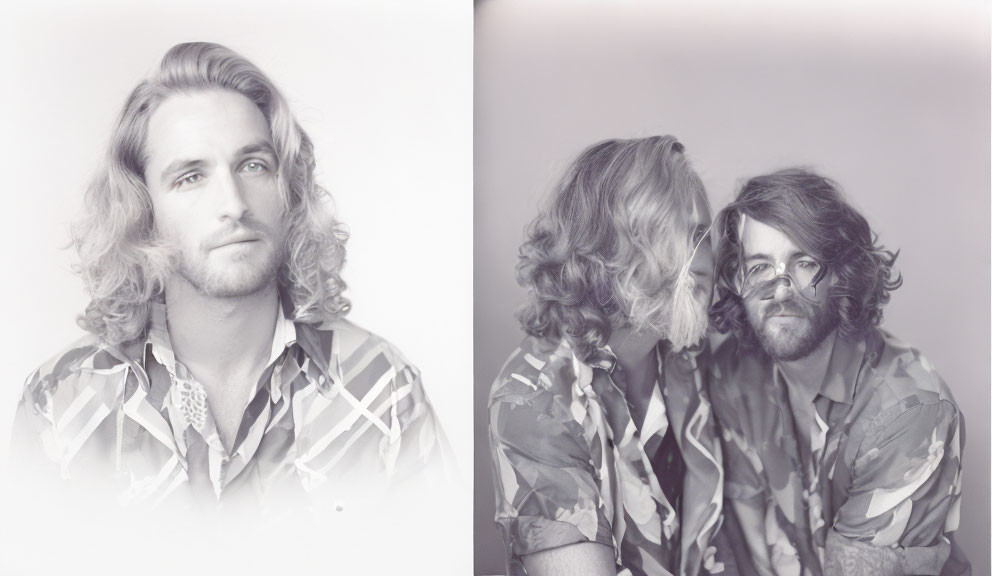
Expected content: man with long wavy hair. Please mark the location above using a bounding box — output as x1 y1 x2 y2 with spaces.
489 136 735 576
708 169 968 575
12 42 447 508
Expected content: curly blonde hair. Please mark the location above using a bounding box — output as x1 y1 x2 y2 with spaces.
516 135 708 363
73 42 349 344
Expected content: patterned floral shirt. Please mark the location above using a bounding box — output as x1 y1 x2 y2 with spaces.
489 336 730 576
12 300 449 509
709 329 968 576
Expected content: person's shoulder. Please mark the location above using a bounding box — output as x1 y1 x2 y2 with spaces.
20 333 135 421
316 317 417 374
488 335 592 463
310 317 435 434
24 333 134 387
489 335 577 409
864 329 959 412
842 331 964 488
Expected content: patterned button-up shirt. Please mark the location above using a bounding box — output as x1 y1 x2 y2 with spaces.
12 300 449 509
709 329 968 576
489 336 729 576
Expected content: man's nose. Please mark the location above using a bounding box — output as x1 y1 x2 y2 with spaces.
215 171 248 222
771 276 794 301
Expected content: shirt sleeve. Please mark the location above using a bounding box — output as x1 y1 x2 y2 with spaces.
489 392 615 563
10 368 62 482
385 362 455 486
830 399 963 561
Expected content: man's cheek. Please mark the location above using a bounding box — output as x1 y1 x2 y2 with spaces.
743 299 764 323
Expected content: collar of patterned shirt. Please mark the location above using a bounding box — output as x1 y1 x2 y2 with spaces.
12 292 451 511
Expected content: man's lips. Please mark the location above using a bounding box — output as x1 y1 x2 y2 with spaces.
209 233 262 249
764 305 806 320
766 313 802 319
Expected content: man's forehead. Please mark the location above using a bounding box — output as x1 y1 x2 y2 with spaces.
738 214 802 257
145 90 272 165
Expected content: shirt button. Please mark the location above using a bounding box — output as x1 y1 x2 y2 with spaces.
335 501 345 512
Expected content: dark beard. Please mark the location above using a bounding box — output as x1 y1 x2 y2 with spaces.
749 295 839 362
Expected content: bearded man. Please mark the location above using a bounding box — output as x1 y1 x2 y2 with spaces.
12 42 448 509
709 169 968 575
489 136 735 576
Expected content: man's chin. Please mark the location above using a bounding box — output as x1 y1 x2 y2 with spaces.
178 264 280 299
758 324 819 362
201 280 275 299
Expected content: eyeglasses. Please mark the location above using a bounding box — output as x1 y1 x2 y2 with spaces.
735 258 825 298
732 212 826 299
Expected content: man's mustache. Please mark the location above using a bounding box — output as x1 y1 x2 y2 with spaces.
201 216 276 250
763 299 809 319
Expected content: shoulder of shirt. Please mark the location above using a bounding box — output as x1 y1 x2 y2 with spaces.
311 316 418 374
309 318 435 436
489 334 576 409
19 333 139 423
23 333 135 387
858 329 960 427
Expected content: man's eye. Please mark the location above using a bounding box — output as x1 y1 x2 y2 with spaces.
748 263 771 275
177 173 202 187
797 260 819 270
242 161 267 173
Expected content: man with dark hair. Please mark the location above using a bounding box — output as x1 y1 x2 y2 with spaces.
12 42 449 509
709 169 967 575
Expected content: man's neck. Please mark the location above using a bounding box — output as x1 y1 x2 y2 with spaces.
163 279 280 382
777 329 838 401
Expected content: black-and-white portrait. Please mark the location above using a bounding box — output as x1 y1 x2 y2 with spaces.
0 2 471 574
1 1 989 576
475 2 989 575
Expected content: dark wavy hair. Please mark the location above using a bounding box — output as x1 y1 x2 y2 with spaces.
710 168 902 344
516 135 708 363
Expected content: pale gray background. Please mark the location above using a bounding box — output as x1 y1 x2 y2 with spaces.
474 1 990 574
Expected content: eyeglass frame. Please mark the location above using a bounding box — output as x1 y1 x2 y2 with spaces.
731 212 829 299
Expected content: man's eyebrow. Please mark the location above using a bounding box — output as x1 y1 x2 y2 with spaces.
743 250 808 264
160 159 207 186
236 141 277 158
743 252 771 265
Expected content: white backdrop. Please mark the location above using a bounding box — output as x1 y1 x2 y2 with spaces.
0 1 472 573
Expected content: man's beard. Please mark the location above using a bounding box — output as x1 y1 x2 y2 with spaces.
177 244 282 298
666 272 711 351
745 292 839 361
169 219 286 299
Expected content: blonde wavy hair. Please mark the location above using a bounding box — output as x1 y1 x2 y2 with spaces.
517 135 708 363
73 42 349 344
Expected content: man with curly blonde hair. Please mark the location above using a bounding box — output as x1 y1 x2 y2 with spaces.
489 136 737 576
12 42 448 508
